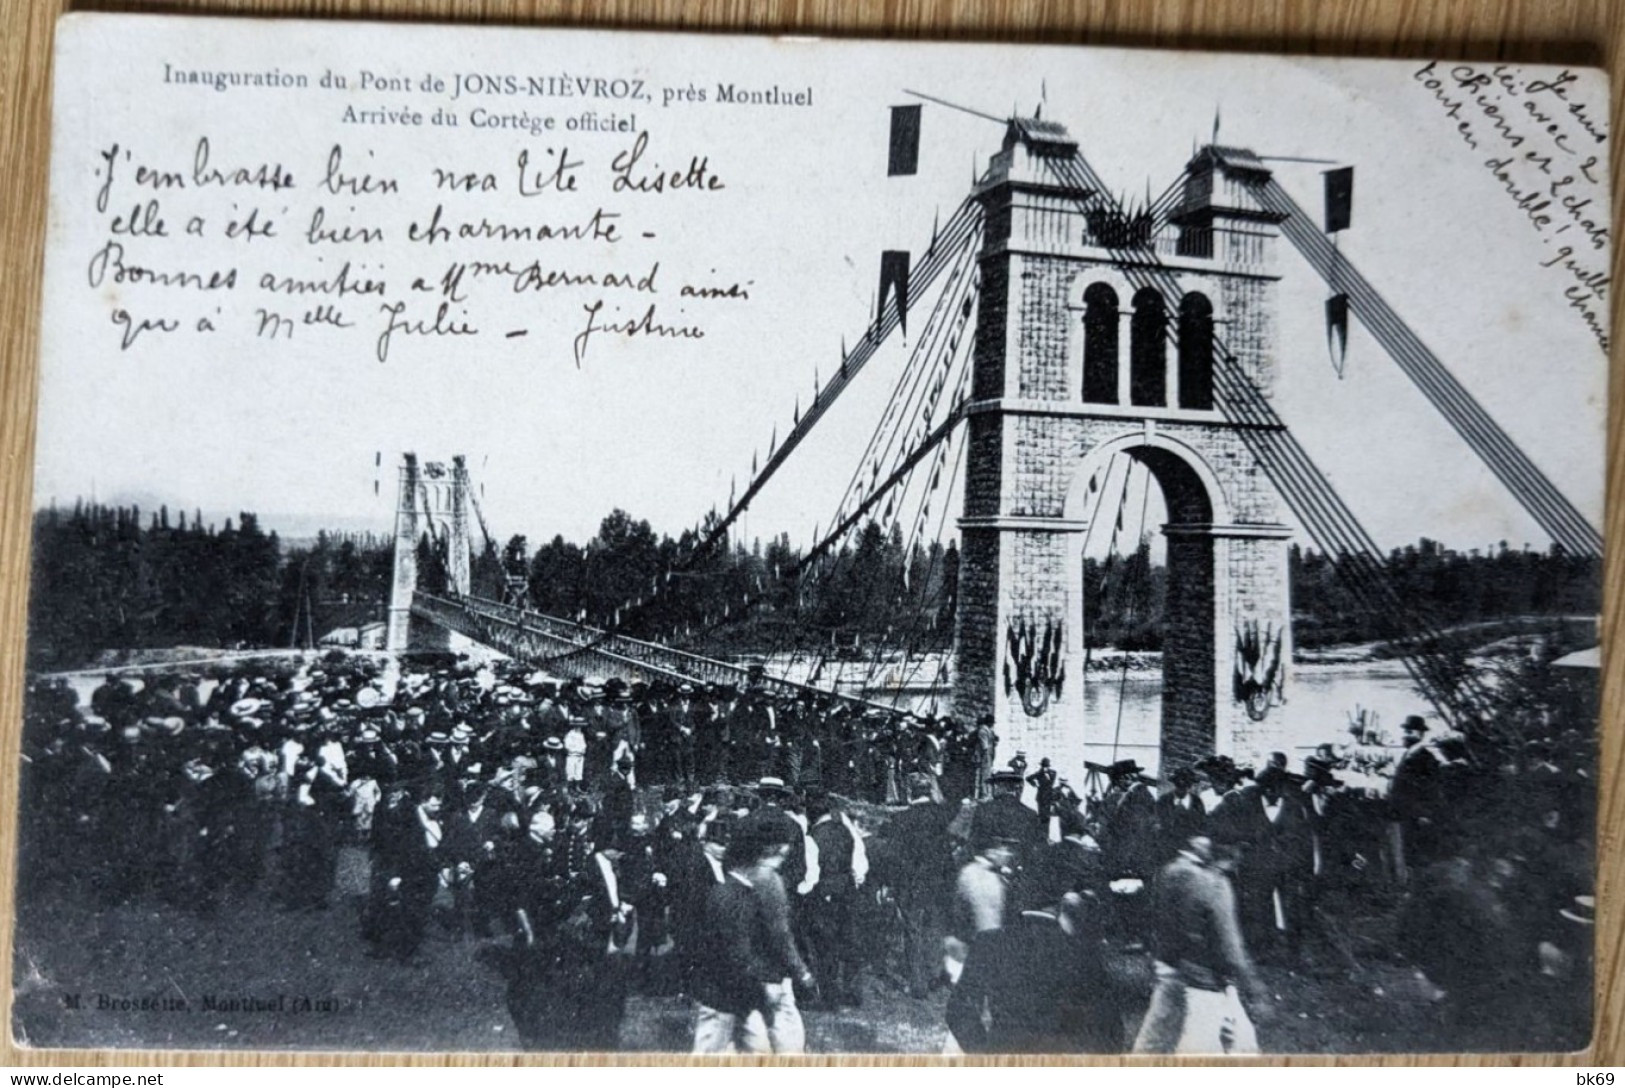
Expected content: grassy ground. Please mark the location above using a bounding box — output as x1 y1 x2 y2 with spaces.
10 846 1586 1055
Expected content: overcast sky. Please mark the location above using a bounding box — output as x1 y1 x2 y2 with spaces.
34 19 1609 559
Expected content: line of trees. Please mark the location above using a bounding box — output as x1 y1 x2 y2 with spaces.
26 499 1601 671
27 502 281 671
477 512 962 657
1291 539 1600 648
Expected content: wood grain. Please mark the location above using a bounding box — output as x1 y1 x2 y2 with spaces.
1 0 1621 1067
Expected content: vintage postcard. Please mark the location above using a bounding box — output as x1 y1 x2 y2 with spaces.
11 13 1606 1054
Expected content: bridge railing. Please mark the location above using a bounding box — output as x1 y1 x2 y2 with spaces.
445 594 749 684
412 592 917 714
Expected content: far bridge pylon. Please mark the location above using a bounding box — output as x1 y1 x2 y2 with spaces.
385 453 472 653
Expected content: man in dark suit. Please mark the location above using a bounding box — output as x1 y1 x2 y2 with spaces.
947 893 1120 1053
1288 754 1359 962
1389 713 1440 877
667 685 703 789
735 805 816 1052
1026 758 1060 822
1034 806 1104 905
699 686 734 784
1211 763 1310 958
881 771 956 998
550 818 636 1050
581 689 615 792
973 715 999 801
599 753 637 849
1102 760 1159 880
1156 766 1208 862
668 807 730 995
1133 832 1272 1053
442 774 501 937
689 813 778 1054
750 777 807 894
805 791 861 1007
971 769 1046 866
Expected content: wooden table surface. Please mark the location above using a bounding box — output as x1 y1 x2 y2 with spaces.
0 0 1621 1067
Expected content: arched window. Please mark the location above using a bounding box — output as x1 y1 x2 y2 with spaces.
1178 293 1214 410
1082 283 1119 404
1130 288 1167 407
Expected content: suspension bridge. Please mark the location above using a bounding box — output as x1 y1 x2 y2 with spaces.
379 107 1600 774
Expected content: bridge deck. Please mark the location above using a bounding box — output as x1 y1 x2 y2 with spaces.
411 593 900 710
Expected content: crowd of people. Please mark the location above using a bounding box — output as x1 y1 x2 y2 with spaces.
16 649 1597 1054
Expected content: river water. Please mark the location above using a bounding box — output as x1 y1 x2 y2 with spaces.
786 651 1426 782
1059 661 1423 782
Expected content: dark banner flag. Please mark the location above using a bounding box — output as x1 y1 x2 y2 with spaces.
888 104 922 176
1324 166 1354 233
879 250 912 333
1326 291 1350 376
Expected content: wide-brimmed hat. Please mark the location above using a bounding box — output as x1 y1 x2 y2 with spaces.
1194 754 1249 784
144 715 186 737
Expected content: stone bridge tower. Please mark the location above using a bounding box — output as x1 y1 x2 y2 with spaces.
386 453 472 652
952 120 1295 776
